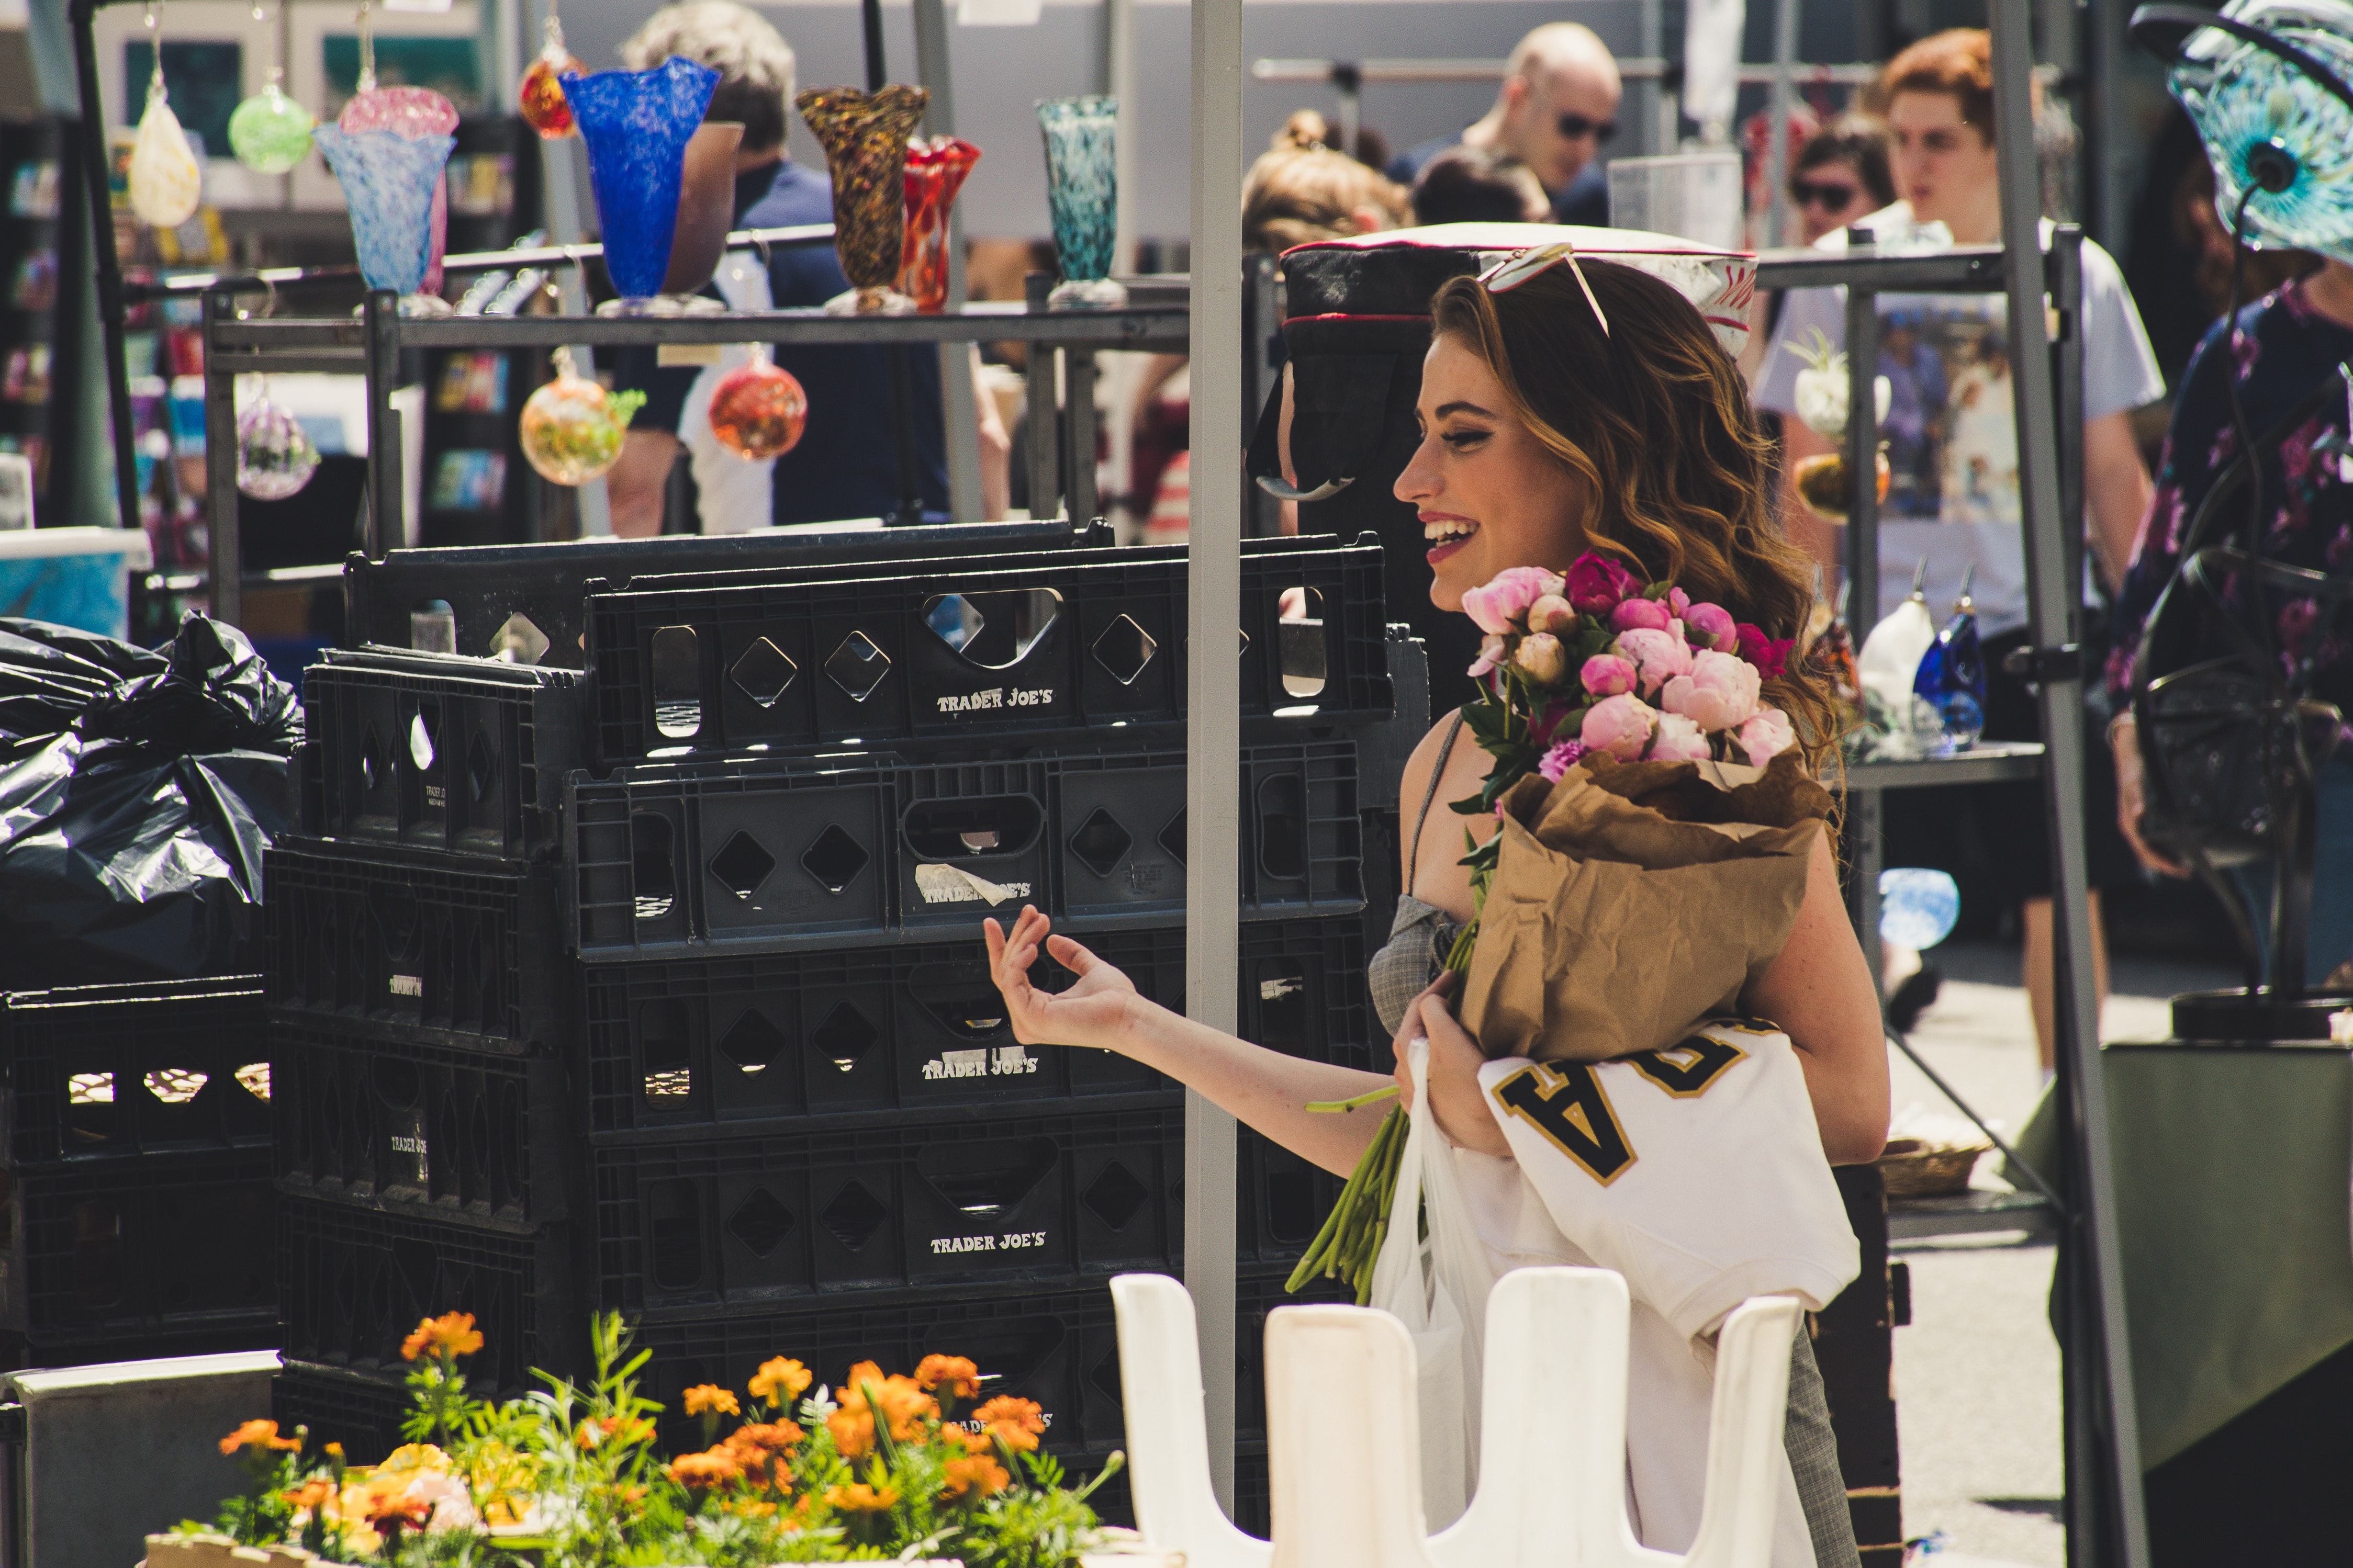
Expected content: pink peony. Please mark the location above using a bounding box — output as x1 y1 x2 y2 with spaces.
1666 585 1691 618
1581 652 1638 696
1538 739 1590 781
1684 602 1736 650
1580 693 1657 761
1735 622 1795 680
1736 708 1796 765
1613 626 1692 694
1610 595 1673 634
1461 566 1566 635
1566 551 1641 616
1467 631 1507 678
1649 710 1714 762
1660 649 1762 732
1528 593 1577 635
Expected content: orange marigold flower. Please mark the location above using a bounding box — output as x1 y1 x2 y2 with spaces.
283 1479 334 1512
748 1357 813 1408
826 1405 876 1459
915 1354 981 1400
219 1419 301 1457
836 1363 938 1443
825 1482 900 1514
972 1395 1046 1452
683 1384 741 1419
725 1420 804 1456
400 1312 484 1363
942 1454 1011 1499
669 1451 743 1489
942 1424 993 1455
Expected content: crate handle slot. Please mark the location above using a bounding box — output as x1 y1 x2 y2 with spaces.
1256 774 1308 881
800 824 871 894
466 728 498 805
709 830 780 900
716 1006 787 1074
638 999 693 1103
811 1000 878 1072
494 612 550 665
142 1067 208 1106
819 1179 890 1251
236 1062 271 1102
648 1178 704 1289
730 636 799 708
632 814 678 919
1158 807 1186 866
360 723 386 795
1090 614 1158 686
907 966 1006 1040
1081 1160 1150 1230
902 796 1043 861
727 1186 795 1257
651 626 703 740
825 631 893 703
1066 807 1133 878
409 697 441 772
1277 585 1328 701
917 1137 1057 1217
923 587 1063 670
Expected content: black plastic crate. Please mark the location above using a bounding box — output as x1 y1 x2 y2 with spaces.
273 1019 581 1228
565 740 1362 962
274 1358 417 1464
0 977 271 1166
584 534 1391 765
577 914 1368 1133
278 1192 584 1392
1240 1127 1345 1266
1 1148 276 1346
265 838 570 1055
342 520 1106 670
298 648 588 862
592 1106 1186 1313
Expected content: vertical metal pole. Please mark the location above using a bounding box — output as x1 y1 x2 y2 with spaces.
1763 0 1798 249
1243 251 1281 537
912 0 986 522
364 290 401 559
1187 0 1245 1513
1023 270 1060 518
1066 350 1098 526
1638 0 1668 155
860 0 922 523
1988 4 2149 1564
68 0 142 535
1843 272 1883 969
1106 0 1140 275
201 293 241 628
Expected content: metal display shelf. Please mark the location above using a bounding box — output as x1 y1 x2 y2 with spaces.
1845 741 2048 791
196 290 1190 625
1889 1190 2060 1243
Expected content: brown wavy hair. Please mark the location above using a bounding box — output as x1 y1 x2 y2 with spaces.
1428 259 1843 768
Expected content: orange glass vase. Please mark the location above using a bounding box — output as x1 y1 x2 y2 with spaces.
898 136 981 313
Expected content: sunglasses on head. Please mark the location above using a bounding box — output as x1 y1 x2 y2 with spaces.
1475 241 1610 338
1556 112 1619 144
1789 177 1863 210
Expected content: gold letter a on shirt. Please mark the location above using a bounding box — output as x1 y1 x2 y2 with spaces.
1492 1062 1637 1186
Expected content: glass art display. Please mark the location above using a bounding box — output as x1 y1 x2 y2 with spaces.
1912 566 1986 750
899 136 982 313
520 347 647 485
235 391 319 500
1036 96 1124 309
341 84 460 306
796 84 931 315
519 12 582 139
227 72 314 175
564 57 722 310
708 346 809 460
129 82 202 229
310 123 454 300
2168 0 2353 260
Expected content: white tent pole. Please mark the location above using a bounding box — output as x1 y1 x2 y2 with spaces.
913 0 987 522
1186 0 1245 1515
1107 0 1139 274
1763 0 1797 248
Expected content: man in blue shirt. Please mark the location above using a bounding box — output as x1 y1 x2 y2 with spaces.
1386 22 1619 227
607 1 948 533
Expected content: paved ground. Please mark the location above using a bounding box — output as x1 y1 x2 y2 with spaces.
1881 940 2233 1566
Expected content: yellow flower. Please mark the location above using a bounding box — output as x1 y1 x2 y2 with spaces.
669 1450 743 1489
972 1395 1046 1453
748 1357 813 1409
825 1482 900 1514
684 1384 741 1418
378 1442 452 1473
915 1355 981 1401
400 1312 484 1363
219 1419 301 1457
942 1454 1010 1499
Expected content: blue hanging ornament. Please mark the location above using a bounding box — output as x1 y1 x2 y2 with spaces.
1914 563 1986 748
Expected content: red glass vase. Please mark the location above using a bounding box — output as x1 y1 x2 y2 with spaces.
898 136 982 314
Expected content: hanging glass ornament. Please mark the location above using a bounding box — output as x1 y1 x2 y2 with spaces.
236 386 320 499
519 11 582 139
708 346 809 460
520 347 647 486
229 70 315 174
129 25 203 231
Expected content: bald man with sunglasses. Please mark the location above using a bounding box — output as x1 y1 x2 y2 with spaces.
1388 21 1621 227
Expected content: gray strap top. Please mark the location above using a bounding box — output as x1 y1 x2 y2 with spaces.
1367 712 1469 1039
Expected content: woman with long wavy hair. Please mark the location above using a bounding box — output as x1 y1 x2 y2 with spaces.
984 255 1887 1568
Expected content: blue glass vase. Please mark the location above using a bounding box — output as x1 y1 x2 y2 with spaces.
563 56 721 309
1037 96 1125 309
311 124 455 299
1912 580 1986 751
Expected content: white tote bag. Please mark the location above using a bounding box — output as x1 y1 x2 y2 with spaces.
1368 1038 1500 1529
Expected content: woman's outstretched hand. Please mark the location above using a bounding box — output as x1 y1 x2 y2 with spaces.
983 906 1139 1053
1391 973 1511 1158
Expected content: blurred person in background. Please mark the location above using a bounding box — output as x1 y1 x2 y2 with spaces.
605 2 1007 532
1409 145 1552 226
1755 29 2164 1061
1387 22 1619 226
1742 115 1898 383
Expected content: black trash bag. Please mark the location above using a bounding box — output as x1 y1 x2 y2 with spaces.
0 614 302 987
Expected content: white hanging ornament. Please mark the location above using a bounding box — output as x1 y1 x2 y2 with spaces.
236 385 319 500
130 81 202 229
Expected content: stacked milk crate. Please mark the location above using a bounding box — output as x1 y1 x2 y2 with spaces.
269 532 1419 1526
0 978 279 1368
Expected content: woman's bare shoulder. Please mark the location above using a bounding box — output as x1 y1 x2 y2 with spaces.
1396 710 1469 814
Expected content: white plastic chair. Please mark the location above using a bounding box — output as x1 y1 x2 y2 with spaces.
1106 1269 1798 1568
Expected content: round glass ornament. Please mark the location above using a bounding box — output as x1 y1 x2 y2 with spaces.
708 347 809 460
228 74 315 175
236 393 320 500
520 348 647 485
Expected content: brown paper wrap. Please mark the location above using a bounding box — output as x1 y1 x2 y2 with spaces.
1459 748 1835 1064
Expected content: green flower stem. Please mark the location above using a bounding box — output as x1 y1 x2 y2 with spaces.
1305 1084 1402 1113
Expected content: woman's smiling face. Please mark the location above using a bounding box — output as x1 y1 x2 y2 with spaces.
1393 331 1589 612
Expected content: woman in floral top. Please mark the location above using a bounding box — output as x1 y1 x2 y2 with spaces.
2109 262 2353 979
